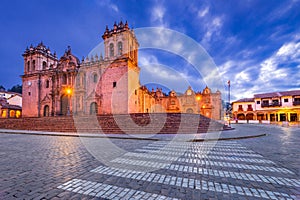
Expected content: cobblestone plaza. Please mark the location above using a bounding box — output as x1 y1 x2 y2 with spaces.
1 124 299 199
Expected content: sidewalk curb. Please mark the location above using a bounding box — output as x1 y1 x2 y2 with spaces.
0 129 266 142
189 133 267 142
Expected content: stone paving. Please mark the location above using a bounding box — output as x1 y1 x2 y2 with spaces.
0 124 299 199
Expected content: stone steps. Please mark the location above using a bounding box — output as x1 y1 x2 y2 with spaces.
0 113 225 134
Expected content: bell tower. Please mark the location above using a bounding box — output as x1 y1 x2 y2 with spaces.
98 21 140 114
22 42 57 117
102 21 139 65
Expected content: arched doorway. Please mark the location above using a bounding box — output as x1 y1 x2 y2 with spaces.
90 102 98 114
43 105 50 117
246 113 254 120
237 113 245 120
60 95 69 115
257 113 265 120
186 108 193 113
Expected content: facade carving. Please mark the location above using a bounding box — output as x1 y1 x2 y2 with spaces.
21 21 222 120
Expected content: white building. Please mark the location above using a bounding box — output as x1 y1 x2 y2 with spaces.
232 90 300 123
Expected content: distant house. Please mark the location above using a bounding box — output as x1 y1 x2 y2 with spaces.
0 97 22 118
7 93 22 107
0 91 22 118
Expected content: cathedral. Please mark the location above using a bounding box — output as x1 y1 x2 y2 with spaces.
21 21 222 120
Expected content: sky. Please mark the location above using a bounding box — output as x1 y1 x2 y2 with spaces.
0 0 299 101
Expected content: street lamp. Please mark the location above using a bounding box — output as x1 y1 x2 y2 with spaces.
227 80 231 128
196 95 201 114
65 87 73 116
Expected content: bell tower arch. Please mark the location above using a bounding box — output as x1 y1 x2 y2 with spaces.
21 42 57 117
98 21 140 114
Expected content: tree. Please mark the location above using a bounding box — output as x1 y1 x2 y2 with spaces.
8 84 22 94
0 85 5 91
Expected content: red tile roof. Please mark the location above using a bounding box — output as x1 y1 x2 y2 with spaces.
233 98 254 103
254 90 300 98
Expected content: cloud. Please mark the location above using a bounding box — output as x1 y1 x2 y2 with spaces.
199 15 224 49
139 53 192 92
150 4 168 27
198 6 209 18
222 38 300 100
95 0 119 13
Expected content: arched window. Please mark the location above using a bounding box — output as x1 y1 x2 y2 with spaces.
32 60 36 71
109 43 114 57
27 61 30 72
118 42 122 55
1 110 7 118
90 102 98 114
16 110 21 118
9 110 15 118
130 46 133 58
45 80 50 88
43 105 50 117
62 74 67 84
42 61 47 69
93 73 98 83
186 108 194 113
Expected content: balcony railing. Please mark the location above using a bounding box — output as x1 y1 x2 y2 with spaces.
261 102 282 107
293 101 300 106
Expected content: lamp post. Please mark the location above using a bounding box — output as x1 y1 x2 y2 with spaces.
196 95 201 114
227 80 231 127
66 87 72 116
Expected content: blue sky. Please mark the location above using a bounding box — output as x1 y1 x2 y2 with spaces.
0 0 299 101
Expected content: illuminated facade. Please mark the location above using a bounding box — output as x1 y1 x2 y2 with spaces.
21 21 222 120
232 90 300 123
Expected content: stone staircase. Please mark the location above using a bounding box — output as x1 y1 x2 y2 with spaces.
0 113 225 134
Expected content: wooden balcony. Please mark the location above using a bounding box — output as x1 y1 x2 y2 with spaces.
293 101 300 106
261 102 282 107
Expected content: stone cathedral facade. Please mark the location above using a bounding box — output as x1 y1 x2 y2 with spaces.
21 21 222 120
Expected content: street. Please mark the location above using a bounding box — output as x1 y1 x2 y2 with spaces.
0 124 299 199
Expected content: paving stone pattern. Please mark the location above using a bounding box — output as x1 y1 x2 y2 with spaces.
57 140 299 199
1 124 300 199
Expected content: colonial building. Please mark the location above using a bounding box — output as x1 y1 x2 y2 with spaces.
0 91 22 118
0 97 22 118
232 90 300 122
21 21 222 120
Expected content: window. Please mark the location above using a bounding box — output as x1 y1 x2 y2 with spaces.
256 101 260 104
32 60 36 71
284 98 288 103
62 74 67 84
135 90 137 95
109 43 114 57
262 100 269 104
130 46 133 58
27 61 30 72
238 105 243 111
113 81 117 88
272 99 279 106
247 104 253 111
45 80 50 88
28 92 31 96
118 42 122 55
1 110 7 118
42 61 47 70
93 73 98 83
